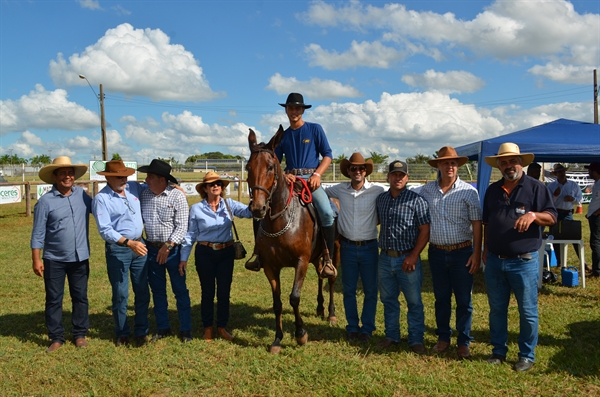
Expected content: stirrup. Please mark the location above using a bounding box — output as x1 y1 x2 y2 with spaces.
245 254 261 272
319 258 337 278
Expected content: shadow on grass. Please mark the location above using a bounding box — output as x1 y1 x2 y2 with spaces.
544 320 600 377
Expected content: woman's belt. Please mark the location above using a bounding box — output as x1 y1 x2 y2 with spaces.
198 241 233 250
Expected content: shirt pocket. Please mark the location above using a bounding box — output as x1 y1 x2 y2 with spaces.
158 205 175 222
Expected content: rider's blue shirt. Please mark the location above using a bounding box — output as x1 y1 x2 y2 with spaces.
274 122 332 171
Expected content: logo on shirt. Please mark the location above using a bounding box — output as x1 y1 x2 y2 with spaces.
515 206 526 215
303 139 311 144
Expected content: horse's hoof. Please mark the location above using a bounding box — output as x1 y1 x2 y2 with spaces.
317 310 325 319
296 331 308 346
328 316 337 325
270 345 281 354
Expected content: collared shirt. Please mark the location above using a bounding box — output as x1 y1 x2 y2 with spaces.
141 186 189 244
376 188 430 252
587 179 600 217
93 181 145 244
547 179 583 210
180 198 252 261
483 174 557 256
31 185 92 262
325 180 384 241
274 122 333 171
418 176 481 246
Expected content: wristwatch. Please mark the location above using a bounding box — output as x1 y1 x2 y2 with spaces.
121 238 129 247
165 242 174 251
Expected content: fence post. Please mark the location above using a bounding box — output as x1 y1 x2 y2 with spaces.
25 182 31 217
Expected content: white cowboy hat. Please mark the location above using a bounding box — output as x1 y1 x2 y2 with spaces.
484 142 535 168
38 156 88 184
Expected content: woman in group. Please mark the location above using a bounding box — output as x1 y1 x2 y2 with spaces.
179 172 252 341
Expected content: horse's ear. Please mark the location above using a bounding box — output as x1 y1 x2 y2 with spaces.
248 128 258 151
266 125 285 151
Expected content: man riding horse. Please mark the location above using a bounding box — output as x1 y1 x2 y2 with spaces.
245 93 337 278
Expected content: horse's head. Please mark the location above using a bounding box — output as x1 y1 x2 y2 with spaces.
246 125 285 219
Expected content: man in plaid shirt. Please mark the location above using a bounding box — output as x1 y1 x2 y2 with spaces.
376 160 430 354
138 159 192 343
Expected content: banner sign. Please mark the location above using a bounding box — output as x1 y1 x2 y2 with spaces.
37 184 53 199
180 183 199 196
90 161 138 181
0 185 22 204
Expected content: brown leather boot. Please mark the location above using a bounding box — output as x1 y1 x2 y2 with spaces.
203 327 213 342
217 327 234 341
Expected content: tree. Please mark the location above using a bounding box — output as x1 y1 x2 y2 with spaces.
406 153 431 164
111 153 122 160
30 154 51 165
367 151 389 164
332 154 347 164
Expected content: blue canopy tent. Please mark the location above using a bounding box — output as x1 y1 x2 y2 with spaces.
454 118 600 203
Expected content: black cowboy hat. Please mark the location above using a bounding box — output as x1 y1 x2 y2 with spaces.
278 93 312 109
137 159 178 184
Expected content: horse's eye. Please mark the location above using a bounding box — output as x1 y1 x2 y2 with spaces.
267 165 274 172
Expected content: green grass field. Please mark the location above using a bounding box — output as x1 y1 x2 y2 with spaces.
0 197 599 396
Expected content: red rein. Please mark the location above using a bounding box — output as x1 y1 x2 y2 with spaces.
286 176 313 206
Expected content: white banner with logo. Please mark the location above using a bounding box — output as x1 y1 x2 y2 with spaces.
37 184 53 199
89 161 138 181
0 185 22 204
180 183 199 196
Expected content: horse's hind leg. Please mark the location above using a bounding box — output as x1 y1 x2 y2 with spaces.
327 276 337 325
265 268 283 354
316 277 325 319
291 264 309 346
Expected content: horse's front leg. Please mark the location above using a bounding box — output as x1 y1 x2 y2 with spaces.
265 267 283 354
327 275 337 325
316 276 325 319
291 261 309 346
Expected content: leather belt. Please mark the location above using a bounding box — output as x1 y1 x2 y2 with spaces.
146 241 178 249
556 208 573 214
340 235 377 247
286 168 316 176
383 248 413 258
198 241 233 250
430 240 472 252
495 252 533 260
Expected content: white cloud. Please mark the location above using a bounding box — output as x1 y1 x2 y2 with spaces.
77 0 101 11
112 5 131 16
0 84 99 135
528 63 595 85
49 23 223 102
305 41 404 70
401 70 486 94
266 73 362 99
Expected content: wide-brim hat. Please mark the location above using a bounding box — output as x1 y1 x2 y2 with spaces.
96 160 135 177
195 171 230 194
428 146 469 168
340 152 374 178
551 163 569 174
484 142 535 168
137 159 177 184
39 156 88 184
279 92 312 109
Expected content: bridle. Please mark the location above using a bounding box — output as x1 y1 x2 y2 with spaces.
248 147 284 219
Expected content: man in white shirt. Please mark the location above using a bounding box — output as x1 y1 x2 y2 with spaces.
325 153 384 344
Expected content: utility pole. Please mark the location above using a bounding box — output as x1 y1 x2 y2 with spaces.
594 69 598 124
100 84 108 160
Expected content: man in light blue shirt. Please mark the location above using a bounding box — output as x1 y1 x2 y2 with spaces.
93 160 150 346
31 156 91 353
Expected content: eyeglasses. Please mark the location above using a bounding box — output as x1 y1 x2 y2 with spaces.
207 181 223 187
124 199 136 215
349 166 366 172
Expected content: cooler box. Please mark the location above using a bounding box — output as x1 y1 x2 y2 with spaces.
561 266 579 287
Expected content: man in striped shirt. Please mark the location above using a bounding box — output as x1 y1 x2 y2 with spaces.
376 160 430 354
138 159 192 343
417 146 482 359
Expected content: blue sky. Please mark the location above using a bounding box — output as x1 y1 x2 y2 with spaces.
1 0 598 164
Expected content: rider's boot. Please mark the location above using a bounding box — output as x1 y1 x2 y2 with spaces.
320 225 337 278
245 219 261 272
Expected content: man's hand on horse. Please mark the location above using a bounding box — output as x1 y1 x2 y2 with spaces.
307 173 321 191
285 173 296 185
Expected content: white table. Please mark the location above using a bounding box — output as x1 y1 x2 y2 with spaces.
538 239 586 288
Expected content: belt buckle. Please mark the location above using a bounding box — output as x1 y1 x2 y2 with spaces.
387 250 399 258
211 244 220 250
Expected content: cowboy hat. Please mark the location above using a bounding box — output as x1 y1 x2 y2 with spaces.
551 163 569 174
38 156 88 184
427 146 469 168
340 152 374 178
279 93 312 109
195 171 230 195
96 160 135 177
137 159 177 184
484 142 535 168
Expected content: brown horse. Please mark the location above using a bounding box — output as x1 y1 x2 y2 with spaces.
246 126 339 354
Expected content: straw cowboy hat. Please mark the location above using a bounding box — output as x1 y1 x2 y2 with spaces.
551 163 569 174
427 146 469 168
279 93 312 109
195 171 230 195
340 152 374 178
137 159 177 184
38 156 88 184
484 142 535 168
96 160 135 177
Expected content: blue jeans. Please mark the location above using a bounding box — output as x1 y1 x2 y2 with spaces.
428 246 474 346
484 251 539 361
147 245 192 332
105 243 150 338
340 239 378 335
298 174 334 227
195 244 235 328
43 259 89 343
378 251 425 345
588 214 600 276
